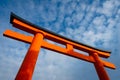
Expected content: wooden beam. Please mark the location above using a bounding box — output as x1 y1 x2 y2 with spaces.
3 30 116 69
3 29 33 44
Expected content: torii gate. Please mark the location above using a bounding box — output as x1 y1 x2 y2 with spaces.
3 13 116 80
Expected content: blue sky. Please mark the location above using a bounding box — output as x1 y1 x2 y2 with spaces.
0 0 120 80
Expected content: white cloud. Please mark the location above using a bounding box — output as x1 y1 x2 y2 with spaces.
93 15 106 26
0 0 120 80
32 49 85 80
97 0 120 17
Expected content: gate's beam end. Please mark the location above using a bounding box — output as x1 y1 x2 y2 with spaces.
3 29 33 44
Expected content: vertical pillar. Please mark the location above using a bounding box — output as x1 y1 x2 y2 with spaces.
15 33 44 80
92 53 110 80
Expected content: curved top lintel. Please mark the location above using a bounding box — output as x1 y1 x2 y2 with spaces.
10 12 111 56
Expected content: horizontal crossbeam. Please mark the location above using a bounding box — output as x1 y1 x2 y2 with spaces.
3 30 116 69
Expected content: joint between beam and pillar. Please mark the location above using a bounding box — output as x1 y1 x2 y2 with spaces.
35 32 46 37
15 33 44 80
92 53 110 80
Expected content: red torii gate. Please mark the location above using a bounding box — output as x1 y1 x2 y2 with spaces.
3 13 116 80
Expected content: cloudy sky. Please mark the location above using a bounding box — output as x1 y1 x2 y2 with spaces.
0 0 120 80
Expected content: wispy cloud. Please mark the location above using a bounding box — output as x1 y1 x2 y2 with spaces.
0 0 120 80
